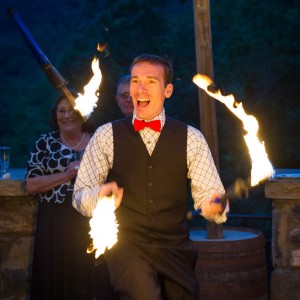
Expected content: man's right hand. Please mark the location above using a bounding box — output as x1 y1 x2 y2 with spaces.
98 181 124 208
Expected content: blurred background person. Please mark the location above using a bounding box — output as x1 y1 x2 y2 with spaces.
115 74 134 117
25 93 95 300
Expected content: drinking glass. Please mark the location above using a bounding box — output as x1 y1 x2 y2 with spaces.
0 146 10 177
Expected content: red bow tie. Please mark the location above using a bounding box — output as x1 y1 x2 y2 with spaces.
133 119 161 132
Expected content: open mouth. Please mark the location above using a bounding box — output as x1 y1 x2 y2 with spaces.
138 99 150 107
62 120 75 125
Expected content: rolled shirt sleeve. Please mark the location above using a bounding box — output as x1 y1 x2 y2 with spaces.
187 125 228 223
73 123 113 217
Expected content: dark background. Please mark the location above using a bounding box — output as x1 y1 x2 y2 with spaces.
1 0 299 170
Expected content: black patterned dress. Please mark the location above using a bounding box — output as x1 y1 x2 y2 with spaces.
26 131 95 300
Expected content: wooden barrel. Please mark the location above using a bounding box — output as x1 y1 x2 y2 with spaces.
190 227 268 300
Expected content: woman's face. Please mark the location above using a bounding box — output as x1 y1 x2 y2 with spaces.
56 99 83 133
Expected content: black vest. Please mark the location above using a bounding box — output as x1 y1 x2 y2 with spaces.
107 117 189 246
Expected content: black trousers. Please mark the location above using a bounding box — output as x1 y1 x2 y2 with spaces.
104 239 199 300
94 255 118 300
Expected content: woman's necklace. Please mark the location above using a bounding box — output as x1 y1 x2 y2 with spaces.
60 132 86 150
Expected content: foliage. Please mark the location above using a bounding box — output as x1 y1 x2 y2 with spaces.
0 0 299 176
211 0 300 173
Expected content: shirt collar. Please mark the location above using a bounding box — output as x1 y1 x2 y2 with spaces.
132 109 166 130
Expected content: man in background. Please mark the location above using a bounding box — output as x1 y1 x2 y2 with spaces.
115 74 134 117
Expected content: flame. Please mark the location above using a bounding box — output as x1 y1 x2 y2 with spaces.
193 74 275 186
97 42 110 57
87 195 119 258
74 57 102 118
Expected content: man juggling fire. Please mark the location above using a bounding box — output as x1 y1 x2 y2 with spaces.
73 54 228 300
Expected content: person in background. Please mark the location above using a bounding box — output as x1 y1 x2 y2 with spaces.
25 94 95 300
73 54 229 300
115 74 134 117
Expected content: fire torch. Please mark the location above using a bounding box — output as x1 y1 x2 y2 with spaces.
188 74 275 220
187 177 250 220
7 8 77 110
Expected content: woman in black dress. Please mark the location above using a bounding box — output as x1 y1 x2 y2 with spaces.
25 94 95 299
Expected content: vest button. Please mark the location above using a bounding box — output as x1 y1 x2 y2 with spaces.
147 216 154 222
148 182 153 187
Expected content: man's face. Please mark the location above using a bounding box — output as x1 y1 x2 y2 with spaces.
115 82 134 117
130 61 173 120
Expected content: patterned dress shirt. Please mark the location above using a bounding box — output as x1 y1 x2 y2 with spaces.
73 109 227 223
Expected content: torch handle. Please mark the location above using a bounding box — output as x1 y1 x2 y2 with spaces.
224 177 250 200
7 8 76 107
8 8 51 67
187 177 250 220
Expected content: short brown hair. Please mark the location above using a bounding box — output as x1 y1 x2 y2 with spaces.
129 54 173 86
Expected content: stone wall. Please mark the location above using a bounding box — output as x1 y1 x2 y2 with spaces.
2 169 299 299
265 170 300 300
0 173 38 300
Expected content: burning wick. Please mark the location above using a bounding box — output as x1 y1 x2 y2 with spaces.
193 74 275 187
87 195 119 258
74 57 102 119
97 42 110 57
